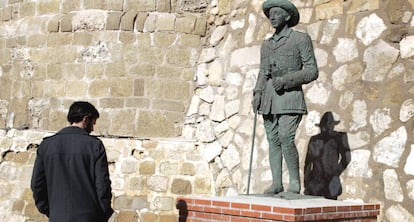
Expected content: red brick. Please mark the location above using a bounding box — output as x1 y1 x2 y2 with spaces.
203 206 221 214
231 202 251 209
242 210 261 218
213 200 230 207
262 212 284 220
195 199 211 205
304 207 322 214
322 206 337 213
273 206 295 214
222 208 241 216
251 204 272 211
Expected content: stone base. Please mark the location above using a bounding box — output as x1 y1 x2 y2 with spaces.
177 193 380 222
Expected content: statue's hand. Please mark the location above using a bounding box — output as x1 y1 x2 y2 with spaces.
272 77 284 92
252 91 261 111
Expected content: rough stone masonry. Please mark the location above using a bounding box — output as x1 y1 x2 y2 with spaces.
1 0 414 221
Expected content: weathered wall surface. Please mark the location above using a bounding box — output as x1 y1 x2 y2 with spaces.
1 0 414 222
0 0 207 137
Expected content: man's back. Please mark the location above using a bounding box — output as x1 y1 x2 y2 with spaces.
31 126 113 222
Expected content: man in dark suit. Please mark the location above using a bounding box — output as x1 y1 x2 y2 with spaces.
253 0 318 195
31 101 114 222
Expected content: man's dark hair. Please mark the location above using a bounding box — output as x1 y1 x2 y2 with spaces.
67 101 100 124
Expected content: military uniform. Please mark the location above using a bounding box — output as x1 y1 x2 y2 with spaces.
254 1 318 194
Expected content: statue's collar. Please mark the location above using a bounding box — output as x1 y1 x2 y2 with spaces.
272 27 292 42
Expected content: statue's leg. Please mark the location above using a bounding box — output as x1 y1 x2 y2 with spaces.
278 114 302 194
263 114 283 195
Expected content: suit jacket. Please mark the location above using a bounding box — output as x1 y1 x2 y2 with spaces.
254 28 318 115
31 126 113 222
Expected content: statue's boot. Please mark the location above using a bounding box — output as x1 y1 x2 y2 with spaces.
264 143 284 195
285 147 300 194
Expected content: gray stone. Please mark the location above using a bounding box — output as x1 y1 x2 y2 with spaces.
146 175 169 192
362 40 399 82
220 144 240 171
120 158 138 174
404 145 414 175
385 204 414 222
320 19 340 44
208 60 223 85
373 126 407 168
305 111 321 136
244 14 256 45
225 100 240 118
230 46 260 68
72 10 106 31
333 38 358 63
314 48 328 68
159 161 179 175
407 180 414 200
346 149 373 178
384 169 404 202
339 90 354 109
350 100 367 132
202 141 222 162
369 108 392 136
210 25 227 46
306 82 331 105
400 35 414 58
400 99 414 122
199 48 216 63
356 13 387 46
152 196 174 211
196 120 216 142
209 95 226 122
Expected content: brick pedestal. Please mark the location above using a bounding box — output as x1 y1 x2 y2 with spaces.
177 194 380 222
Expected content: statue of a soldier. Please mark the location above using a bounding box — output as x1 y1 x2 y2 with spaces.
253 0 318 195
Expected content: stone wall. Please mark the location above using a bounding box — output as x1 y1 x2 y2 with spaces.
0 0 207 137
181 0 414 221
1 0 414 222
0 129 213 221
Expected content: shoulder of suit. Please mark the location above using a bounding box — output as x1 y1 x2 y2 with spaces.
291 30 310 38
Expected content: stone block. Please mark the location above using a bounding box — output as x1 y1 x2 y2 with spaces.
47 33 72 46
315 0 343 20
171 178 192 194
2 6 12 21
179 33 201 48
73 32 93 45
65 80 88 97
157 0 171 12
125 98 151 108
20 2 36 17
27 34 47 47
60 13 73 32
14 152 30 164
139 160 156 175
99 98 124 108
109 109 137 136
142 140 158 149
106 1 123 11
194 16 207 36
159 215 177 222
12 200 25 213
121 158 139 174
165 48 191 66
176 15 196 34
181 162 195 176
37 1 60 14
141 212 157 222
127 176 144 191
105 62 126 77
119 32 136 43
62 63 85 79
144 13 157 32
114 195 148 210
136 32 151 47
152 100 185 112
88 79 110 97
106 11 122 30
156 13 175 31
194 177 212 194
46 64 62 80
62 0 81 13
127 0 156 11
134 79 145 96
110 79 133 97
146 175 169 192
85 63 104 79
121 10 138 31
160 161 179 175
156 65 182 79
163 80 190 100
116 211 139 222
153 32 176 48
135 12 148 32
153 196 174 211
47 15 60 32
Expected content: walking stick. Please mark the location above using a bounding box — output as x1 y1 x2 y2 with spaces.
246 111 258 195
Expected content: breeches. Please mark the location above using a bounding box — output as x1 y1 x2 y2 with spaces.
263 114 302 185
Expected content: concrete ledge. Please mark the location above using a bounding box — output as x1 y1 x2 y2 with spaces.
177 194 380 222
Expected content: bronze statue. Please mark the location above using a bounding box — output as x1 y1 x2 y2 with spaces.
253 0 318 195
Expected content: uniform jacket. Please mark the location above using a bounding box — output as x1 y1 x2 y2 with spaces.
31 126 113 222
254 27 318 115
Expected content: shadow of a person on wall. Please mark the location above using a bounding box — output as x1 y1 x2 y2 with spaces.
304 112 351 200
